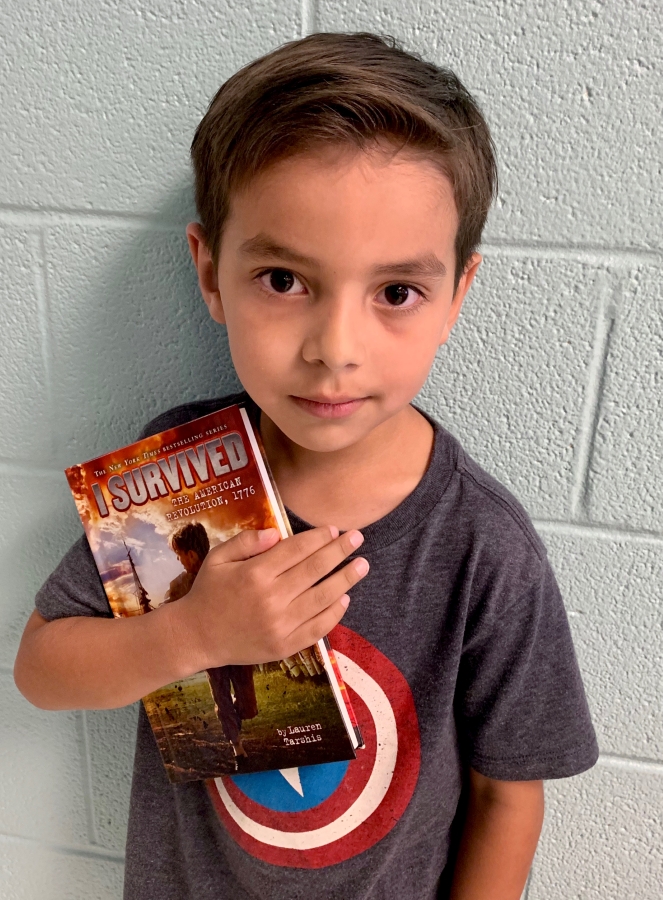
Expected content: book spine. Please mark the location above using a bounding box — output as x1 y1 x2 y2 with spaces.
239 407 290 539
319 637 363 750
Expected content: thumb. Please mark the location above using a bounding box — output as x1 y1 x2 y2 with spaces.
210 528 281 563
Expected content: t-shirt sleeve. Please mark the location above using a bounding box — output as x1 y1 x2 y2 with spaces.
35 534 113 621
456 555 599 781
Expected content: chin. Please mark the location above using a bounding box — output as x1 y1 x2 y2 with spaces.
285 423 363 453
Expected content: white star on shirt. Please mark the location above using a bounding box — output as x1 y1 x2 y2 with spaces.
278 767 304 796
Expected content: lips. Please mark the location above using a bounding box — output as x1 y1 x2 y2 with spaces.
290 395 368 419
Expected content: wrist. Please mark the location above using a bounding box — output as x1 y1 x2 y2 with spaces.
153 596 225 677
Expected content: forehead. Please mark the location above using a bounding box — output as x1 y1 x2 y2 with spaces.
223 146 458 267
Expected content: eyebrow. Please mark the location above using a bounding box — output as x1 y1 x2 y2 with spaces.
239 234 447 279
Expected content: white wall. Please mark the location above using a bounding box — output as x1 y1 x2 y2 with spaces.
1 1 661 896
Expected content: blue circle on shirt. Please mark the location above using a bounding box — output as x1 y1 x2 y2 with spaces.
230 760 349 812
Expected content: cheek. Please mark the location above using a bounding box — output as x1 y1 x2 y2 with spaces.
225 309 298 383
374 321 442 386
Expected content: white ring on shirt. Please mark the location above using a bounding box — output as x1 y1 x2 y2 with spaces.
213 652 398 848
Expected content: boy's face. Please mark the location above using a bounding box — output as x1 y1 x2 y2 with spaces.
188 145 480 454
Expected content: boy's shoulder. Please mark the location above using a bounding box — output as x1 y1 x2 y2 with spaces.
417 410 550 601
419 407 546 551
452 429 546 561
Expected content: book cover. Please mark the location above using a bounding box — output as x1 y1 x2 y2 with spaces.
65 403 362 783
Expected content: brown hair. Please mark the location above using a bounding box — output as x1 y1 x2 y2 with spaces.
191 32 497 290
171 522 210 561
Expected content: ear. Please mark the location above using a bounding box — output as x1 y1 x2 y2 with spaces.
186 222 226 324
438 253 482 346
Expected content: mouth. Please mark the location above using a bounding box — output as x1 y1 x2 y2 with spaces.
290 395 369 419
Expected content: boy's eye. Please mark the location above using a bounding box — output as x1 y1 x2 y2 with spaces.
376 283 423 308
258 268 307 295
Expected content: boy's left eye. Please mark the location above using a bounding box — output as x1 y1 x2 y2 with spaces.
375 284 423 308
257 268 307 295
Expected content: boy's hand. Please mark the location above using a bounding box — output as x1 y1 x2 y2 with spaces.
170 526 368 671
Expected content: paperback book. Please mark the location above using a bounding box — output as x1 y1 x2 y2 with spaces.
65 402 362 783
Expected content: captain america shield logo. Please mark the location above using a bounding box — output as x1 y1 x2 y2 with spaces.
207 624 421 868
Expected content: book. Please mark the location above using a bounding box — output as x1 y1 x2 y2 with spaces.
65 401 363 783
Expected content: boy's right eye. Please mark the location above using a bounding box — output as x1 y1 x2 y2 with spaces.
257 268 307 296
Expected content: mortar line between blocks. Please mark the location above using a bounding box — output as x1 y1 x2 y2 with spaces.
0 830 124 862
79 710 99 846
598 753 663 775
0 458 63 477
483 240 663 266
569 274 617 519
533 520 663 546
29 231 53 410
300 0 317 35
38 229 57 460
0 205 186 231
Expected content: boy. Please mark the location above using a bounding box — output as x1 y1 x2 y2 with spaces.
165 523 258 763
14 32 598 900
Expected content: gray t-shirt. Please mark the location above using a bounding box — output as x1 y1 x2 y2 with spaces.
36 392 598 900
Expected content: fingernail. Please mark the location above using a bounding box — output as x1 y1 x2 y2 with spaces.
258 528 278 538
353 558 369 576
348 530 364 549
340 594 350 609
329 525 340 539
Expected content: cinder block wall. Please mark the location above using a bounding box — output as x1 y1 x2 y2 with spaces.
1 1 660 896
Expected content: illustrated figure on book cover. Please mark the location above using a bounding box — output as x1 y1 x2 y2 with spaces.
163 521 258 766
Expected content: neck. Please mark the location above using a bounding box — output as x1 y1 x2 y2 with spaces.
259 404 434 531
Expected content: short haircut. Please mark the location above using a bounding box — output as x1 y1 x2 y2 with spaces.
191 32 497 290
171 523 210 561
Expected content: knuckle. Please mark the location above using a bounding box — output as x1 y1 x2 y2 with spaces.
237 530 256 550
312 583 331 609
343 571 361 592
305 554 328 582
344 565 359 586
245 565 265 594
265 622 287 659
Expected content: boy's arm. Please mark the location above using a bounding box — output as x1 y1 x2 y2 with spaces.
15 605 199 710
450 769 544 900
14 526 366 711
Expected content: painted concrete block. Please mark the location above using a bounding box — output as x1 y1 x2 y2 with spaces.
0 840 123 900
318 0 663 250
0 0 300 217
85 705 138 852
0 470 81 669
0 226 52 463
44 224 241 467
587 266 663 531
0 671 89 845
540 530 663 760
529 761 663 900
417 254 598 519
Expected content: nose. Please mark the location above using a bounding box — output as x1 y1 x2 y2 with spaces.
301 293 366 372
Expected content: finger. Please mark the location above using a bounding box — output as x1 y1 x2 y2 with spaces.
207 528 281 563
286 556 369 624
255 524 342 577
279 529 365 596
283 595 352 657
